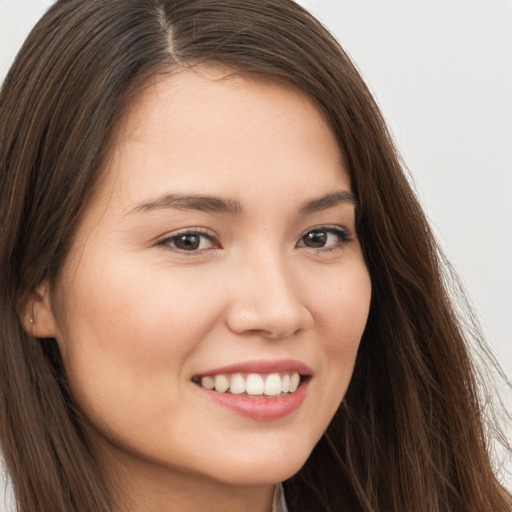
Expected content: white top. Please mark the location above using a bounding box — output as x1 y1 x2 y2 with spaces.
272 483 288 512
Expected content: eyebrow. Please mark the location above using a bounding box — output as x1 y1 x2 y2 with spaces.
132 194 243 215
299 189 358 214
131 189 357 216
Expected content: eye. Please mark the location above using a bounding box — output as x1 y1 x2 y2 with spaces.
157 229 219 252
297 226 351 250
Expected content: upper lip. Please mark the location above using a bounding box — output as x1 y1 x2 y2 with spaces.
194 359 313 377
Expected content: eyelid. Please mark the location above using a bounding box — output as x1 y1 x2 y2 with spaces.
155 226 214 241
296 224 353 249
155 227 220 252
153 224 352 253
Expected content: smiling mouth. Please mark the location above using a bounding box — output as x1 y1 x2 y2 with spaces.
192 372 308 397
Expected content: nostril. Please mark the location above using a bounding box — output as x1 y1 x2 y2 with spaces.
263 326 302 340
225 302 312 339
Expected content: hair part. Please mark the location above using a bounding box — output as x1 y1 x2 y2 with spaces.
0 1 510 511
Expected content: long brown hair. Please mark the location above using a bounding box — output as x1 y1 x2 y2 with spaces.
0 1 510 511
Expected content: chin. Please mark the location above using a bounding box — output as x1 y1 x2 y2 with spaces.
204 440 314 487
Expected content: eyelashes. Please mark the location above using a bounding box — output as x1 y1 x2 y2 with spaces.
297 226 352 250
156 225 352 254
156 228 219 252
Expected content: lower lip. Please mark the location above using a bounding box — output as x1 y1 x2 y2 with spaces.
196 380 309 421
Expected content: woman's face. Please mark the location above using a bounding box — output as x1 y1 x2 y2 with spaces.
44 68 371 491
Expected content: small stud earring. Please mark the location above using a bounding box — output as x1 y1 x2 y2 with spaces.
29 318 34 324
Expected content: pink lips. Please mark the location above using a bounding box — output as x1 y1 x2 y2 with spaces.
193 359 312 421
195 359 312 377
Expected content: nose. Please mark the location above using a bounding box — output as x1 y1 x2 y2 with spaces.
225 251 313 339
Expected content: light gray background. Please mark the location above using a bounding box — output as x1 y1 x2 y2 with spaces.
1 0 511 507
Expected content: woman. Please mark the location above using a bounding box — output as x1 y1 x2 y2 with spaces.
0 1 510 511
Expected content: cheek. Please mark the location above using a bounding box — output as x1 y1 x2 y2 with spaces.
53 254 223 426
315 261 371 346
60 252 218 358
312 263 371 411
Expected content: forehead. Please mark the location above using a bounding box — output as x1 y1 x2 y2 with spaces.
97 66 350 213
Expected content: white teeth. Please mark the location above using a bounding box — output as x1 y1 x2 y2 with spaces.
198 371 304 396
214 374 230 393
289 372 300 393
264 373 282 396
281 374 290 393
201 376 215 390
246 374 264 395
229 374 246 394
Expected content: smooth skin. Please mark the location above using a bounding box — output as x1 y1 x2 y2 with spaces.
27 68 372 512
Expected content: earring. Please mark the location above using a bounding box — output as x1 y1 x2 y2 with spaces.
29 317 34 324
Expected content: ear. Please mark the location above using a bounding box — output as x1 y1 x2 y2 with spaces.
21 280 59 339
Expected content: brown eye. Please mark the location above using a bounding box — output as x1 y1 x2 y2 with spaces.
297 226 351 250
158 230 217 252
174 233 202 251
301 230 327 248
